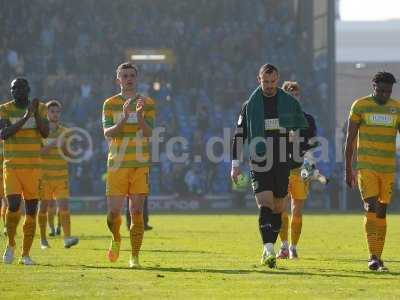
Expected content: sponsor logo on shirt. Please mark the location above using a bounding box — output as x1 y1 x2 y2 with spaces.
113 112 138 124
127 112 138 124
10 117 36 129
264 118 280 130
365 114 396 127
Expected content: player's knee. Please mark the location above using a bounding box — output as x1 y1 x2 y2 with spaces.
259 206 272 226
363 198 376 213
59 208 70 215
292 208 302 218
273 203 284 213
7 195 22 212
39 206 47 213
58 201 69 212
272 195 287 213
108 204 121 216
376 202 387 219
108 211 119 219
292 200 304 217
39 201 48 212
130 207 143 215
25 200 39 216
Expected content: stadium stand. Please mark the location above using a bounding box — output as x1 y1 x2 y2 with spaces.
0 0 329 196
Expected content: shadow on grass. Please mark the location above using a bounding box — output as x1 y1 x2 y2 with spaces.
303 257 366 263
84 248 217 255
304 257 400 265
35 263 398 279
78 235 177 241
139 266 400 278
77 235 112 240
306 266 400 277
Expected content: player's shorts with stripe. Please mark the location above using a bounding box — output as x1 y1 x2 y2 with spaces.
106 167 149 196
4 168 41 200
250 161 290 198
40 179 70 200
357 169 395 204
288 168 309 200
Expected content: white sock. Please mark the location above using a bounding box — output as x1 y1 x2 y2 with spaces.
264 243 275 254
281 241 289 249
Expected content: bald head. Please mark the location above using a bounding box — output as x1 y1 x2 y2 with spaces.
10 78 30 102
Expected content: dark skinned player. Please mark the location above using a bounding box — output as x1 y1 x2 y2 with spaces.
345 72 398 272
0 78 49 265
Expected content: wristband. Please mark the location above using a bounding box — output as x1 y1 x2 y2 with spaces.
232 160 240 168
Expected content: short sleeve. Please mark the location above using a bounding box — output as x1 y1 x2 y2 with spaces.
397 105 400 128
102 101 114 129
144 98 156 129
349 100 362 124
39 102 48 119
0 104 8 121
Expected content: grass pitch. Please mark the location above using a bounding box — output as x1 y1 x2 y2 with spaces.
1 213 400 299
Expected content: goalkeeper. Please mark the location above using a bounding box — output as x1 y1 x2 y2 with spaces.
231 65 308 269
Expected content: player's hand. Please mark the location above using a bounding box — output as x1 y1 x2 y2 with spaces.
40 146 51 155
288 130 295 143
40 139 57 155
122 99 132 120
26 98 40 117
345 167 356 188
31 98 40 112
231 166 242 185
136 96 144 120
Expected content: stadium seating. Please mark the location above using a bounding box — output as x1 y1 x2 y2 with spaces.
0 0 329 196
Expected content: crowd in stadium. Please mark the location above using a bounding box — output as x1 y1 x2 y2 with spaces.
0 0 330 196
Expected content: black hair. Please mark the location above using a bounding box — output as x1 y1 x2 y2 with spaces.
10 77 29 87
372 72 396 85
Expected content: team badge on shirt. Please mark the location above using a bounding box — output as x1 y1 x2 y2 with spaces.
10 117 36 129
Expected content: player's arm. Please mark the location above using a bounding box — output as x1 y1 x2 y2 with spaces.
397 115 400 134
136 97 153 138
0 105 33 140
345 120 360 188
44 128 73 158
231 103 247 183
305 114 317 138
300 114 318 153
345 101 362 188
60 134 74 159
40 139 58 155
103 100 130 138
34 99 49 138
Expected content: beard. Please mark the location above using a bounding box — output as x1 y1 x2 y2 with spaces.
263 88 276 97
375 96 389 105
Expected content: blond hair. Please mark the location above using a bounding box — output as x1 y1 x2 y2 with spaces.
282 81 300 93
116 62 138 77
46 100 62 109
